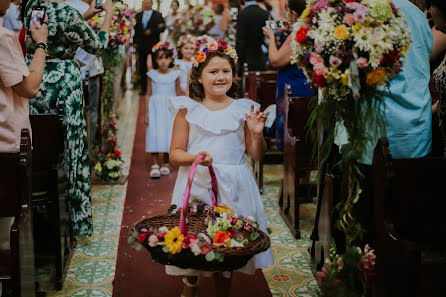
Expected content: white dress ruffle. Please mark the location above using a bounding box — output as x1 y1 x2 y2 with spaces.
165 96 274 277
145 69 180 153
174 59 193 90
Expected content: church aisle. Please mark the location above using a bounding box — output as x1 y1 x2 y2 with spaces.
35 91 139 297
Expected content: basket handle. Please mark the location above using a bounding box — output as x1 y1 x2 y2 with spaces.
179 154 219 235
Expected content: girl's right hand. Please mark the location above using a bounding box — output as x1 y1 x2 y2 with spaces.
195 151 213 167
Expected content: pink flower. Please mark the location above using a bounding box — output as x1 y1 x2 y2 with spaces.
157 232 166 239
344 13 355 25
314 41 323 53
208 42 218 52
309 53 324 65
182 234 197 249
313 63 328 76
354 11 366 23
329 55 342 68
197 233 211 244
244 222 253 231
148 235 159 247
357 57 368 68
200 242 212 254
232 217 239 225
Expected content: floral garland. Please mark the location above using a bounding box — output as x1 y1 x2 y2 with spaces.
128 204 261 262
88 1 135 47
177 34 196 49
152 41 175 54
291 0 410 245
192 39 237 67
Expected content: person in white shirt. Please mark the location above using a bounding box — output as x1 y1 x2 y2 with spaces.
3 0 22 36
67 0 104 153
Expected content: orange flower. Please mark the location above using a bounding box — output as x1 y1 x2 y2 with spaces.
213 231 230 244
196 52 206 63
366 67 386 85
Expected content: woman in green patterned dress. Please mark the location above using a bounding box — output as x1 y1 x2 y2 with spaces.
24 0 113 237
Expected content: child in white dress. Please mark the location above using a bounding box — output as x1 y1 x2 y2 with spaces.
145 42 182 178
174 34 196 95
168 39 274 297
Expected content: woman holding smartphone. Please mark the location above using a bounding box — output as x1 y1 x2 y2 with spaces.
23 0 113 238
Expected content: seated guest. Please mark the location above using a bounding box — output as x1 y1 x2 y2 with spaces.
262 0 313 151
0 0 47 152
430 0 446 156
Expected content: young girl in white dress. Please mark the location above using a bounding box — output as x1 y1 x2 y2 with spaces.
174 34 196 95
145 42 182 178
168 39 274 297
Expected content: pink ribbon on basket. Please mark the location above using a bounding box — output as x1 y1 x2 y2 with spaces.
179 154 219 235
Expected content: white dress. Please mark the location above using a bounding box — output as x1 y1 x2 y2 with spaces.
174 59 193 90
165 96 274 277
145 69 181 153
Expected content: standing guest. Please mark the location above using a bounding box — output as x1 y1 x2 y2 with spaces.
208 3 226 39
235 0 269 75
164 0 180 44
24 0 113 238
0 0 47 152
430 0 446 155
145 42 181 178
67 0 104 154
174 33 195 95
134 0 165 95
3 0 22 36
262 0 313 151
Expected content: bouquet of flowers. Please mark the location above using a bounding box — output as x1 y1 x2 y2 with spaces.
187 5 216 36
89 1 135 47
316 243 376 297
94 114 124 181
291 0 411 244
168 13 191 43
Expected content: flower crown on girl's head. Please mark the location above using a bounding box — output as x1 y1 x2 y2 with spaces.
152 41 175 54
194 35 215 49
177 34 196 48
192 39 238 67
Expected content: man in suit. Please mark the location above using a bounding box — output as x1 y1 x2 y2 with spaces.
235 0 269 75
134 0 165 95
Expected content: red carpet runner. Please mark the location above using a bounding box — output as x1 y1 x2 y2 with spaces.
113 96 272 297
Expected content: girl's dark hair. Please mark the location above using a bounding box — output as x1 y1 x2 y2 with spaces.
215 4 225 15
431 0 446 12
171 0 179 7
288 0 307 15
177 45 184 59
152 48 175 69
189 51 239 102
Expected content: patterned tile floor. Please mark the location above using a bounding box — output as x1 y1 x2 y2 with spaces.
36 90 138 297
37 90 319 296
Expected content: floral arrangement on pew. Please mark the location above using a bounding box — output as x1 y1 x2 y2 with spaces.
291 0 410 242
94 114 124 181
316 243 376 297
187 5 216 36
88 1 135 47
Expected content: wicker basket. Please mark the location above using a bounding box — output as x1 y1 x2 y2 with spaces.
130 155 271 271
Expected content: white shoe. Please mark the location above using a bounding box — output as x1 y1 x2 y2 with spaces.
160 164 170 176
150 165 161 179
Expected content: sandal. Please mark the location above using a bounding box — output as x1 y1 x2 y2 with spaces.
181 277 198 297
150 165 161 179
160 164 171 176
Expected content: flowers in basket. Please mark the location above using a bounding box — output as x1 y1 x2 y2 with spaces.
128 204 261 262
316 243 376 297
291 0 411 244
89 1 135 47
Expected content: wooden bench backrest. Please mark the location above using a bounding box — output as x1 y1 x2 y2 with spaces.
29 100 65 171
0 130 32 217
373 138 446 242
242 63 278 111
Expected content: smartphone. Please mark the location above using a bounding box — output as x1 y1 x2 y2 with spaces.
276 20 284 29
28 6 46 34
95 0 106 9
230 8 238 21
265 20 277 30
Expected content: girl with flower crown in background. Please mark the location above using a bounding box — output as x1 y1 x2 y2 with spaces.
167 39 274 297
174 34 196 95
145 41 182 178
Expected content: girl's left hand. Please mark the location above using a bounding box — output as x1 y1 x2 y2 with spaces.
245 105 267 136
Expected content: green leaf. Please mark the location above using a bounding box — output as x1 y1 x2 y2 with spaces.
127 236 135 244
215 252 224 262
250 231 260 241
135 243 142 251
156 241 164 246
162 246 170 253
168 204 177 213
132 231 138 237
205 251 215 262
185 218 189 224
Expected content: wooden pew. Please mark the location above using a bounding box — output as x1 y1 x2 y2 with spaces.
372 138 446 297
30 99 75 291
0 129 35 297
278 84 315 238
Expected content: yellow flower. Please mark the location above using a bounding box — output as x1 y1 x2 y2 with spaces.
163 227 184 254
341 72 349 86
334 25 349 40
94 162 102 173
366 67 386 85
353 22 361 34
400 44 410 58
214 205 233 216
196 52 206 63
300 6 311 20
326 68 341 82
